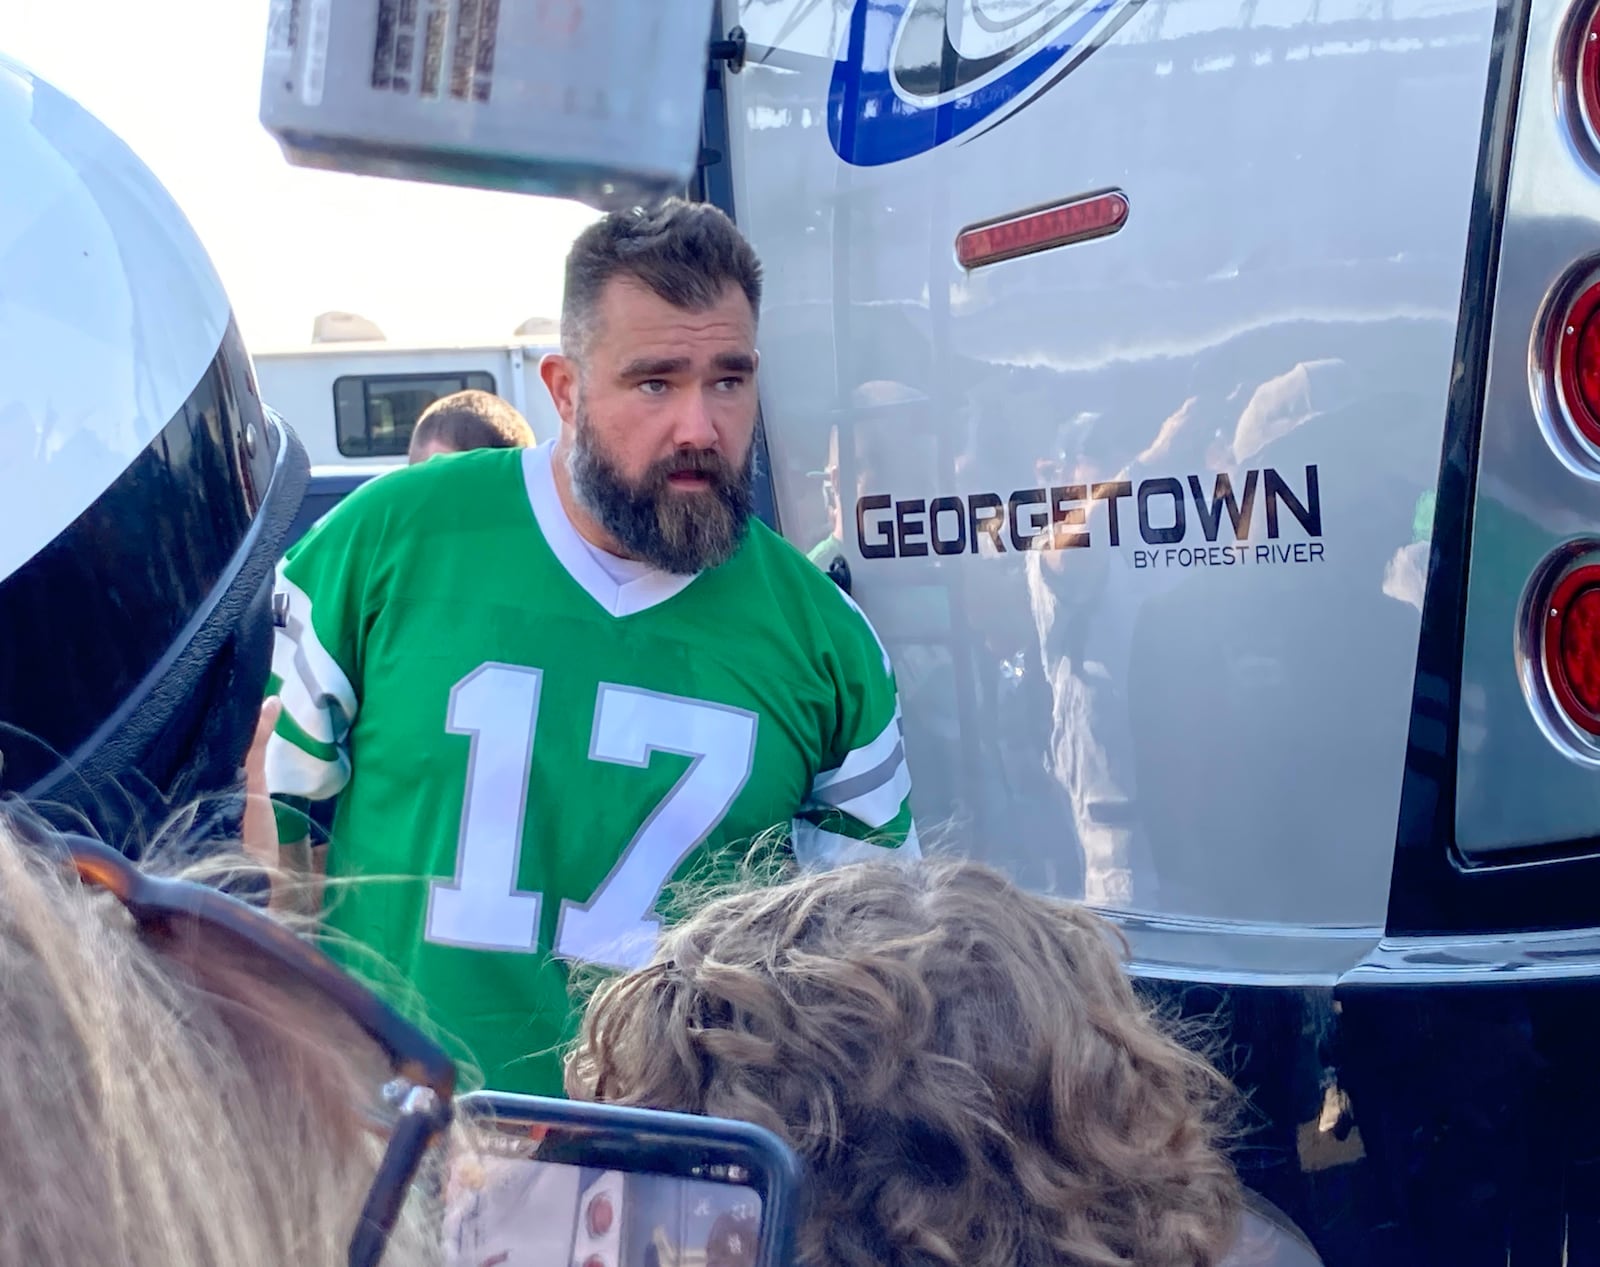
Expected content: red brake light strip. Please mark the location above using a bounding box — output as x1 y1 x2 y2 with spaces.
955 190 1129 269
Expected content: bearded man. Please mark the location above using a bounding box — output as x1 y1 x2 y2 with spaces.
263 200 916 1095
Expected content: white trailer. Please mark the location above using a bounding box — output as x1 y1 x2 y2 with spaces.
697 0 1600 1261
252 338 561 472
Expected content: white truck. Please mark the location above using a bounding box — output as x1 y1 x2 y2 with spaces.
252 336 562 540
252 336 562 468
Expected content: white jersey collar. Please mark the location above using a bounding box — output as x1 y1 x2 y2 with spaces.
521 441 700 618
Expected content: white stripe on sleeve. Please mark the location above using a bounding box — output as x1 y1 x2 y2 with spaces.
264 731 350 801
792 819 922 870
271 571 358 746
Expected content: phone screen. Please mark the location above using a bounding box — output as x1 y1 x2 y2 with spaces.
445 1151 765 1267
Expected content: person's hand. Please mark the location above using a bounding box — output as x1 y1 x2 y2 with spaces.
242 698 281 871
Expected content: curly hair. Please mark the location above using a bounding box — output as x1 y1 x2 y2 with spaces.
566 858 1240 1267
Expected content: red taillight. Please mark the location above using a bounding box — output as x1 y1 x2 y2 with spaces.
1543 564 1600 733
955 190 1128 270
1578 6 1600 148
582 1257 607 1267
585 1193 614 1238
1555 279 1600 447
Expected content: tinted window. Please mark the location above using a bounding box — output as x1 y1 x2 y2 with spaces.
332 371 497 457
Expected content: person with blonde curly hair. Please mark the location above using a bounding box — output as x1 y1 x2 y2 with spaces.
567 857 1241 1267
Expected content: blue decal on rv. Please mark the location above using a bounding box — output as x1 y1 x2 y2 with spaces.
828 0 1139 167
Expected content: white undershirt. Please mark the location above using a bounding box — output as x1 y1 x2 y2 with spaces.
540 450 657 583
521 441 699 618
573 527 655 585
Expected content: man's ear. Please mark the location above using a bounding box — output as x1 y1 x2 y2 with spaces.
539 353 580 428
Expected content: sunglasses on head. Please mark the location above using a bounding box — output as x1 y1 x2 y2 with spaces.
51 828 457 1267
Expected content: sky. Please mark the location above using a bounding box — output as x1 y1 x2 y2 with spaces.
2 0 603 350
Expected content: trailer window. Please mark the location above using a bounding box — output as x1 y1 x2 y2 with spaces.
332 371 498 457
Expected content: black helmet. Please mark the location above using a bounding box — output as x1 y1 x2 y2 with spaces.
0 55 308 849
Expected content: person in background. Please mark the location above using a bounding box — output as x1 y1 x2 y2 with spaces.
567 857 1241 1267
409 389 536 464
264 198 917 1097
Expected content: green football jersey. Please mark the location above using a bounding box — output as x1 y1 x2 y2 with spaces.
265 442 916 1094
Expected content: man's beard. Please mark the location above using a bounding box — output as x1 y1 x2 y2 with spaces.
567 405 755 574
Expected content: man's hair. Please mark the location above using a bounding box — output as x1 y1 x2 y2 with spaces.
408 390 534 463
0 809 441 1267
568 858 1241 1267
560 199 763 359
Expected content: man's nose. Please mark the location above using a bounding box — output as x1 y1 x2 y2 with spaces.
671 388 719 450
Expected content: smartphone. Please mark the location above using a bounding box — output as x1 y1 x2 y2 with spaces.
444 1091 803 1267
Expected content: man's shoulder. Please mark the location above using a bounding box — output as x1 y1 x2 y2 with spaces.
735 518 840 594
733 522 890 664
356 446 526 506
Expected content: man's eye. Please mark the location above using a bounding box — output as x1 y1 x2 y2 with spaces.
639 379 669 395
714 377 746 392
